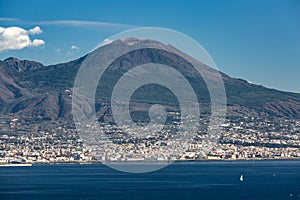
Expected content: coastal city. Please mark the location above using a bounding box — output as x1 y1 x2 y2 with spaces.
1 114 300 165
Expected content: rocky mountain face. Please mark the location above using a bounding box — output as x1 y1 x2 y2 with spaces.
4 57 44 72
0 60 25 101
0 39 300 121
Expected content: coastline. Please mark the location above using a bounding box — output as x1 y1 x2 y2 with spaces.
1 157 299 167
0 163 32 167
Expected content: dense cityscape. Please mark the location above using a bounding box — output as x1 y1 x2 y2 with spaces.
1 114 300 165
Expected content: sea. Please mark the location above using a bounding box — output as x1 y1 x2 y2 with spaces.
0 160 300 200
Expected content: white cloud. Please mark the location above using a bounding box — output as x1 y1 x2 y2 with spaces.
0 26 45 52
38 20 138 28
32 39 45 46
28 26 43 34
101 39 113 46
0 17 19 21
92 38 114 50
70 45 80 50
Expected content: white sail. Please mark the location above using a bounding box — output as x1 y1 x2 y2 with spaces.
240 174 244 182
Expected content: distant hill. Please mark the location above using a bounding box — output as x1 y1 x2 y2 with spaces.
4 57 44 72
1 38 300 121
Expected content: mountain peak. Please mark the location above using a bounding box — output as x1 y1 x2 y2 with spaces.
4 57 44 72
108 38 170 47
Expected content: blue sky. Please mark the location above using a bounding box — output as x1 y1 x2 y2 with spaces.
0 0 299 92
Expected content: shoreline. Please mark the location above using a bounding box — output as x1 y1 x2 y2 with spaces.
1 158 299 166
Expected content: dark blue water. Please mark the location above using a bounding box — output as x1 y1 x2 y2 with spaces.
1 161 300 200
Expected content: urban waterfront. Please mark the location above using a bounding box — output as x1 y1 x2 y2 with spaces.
0 160 300 200
1 116 300 164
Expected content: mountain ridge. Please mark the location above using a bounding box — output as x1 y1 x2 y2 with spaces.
0 39 300 121
4 57 44 72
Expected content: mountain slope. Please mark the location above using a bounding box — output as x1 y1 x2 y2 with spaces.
0 60 25 101
0 38 300 120
4 57 44 72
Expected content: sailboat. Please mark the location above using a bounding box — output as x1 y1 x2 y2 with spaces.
240 174 244 182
